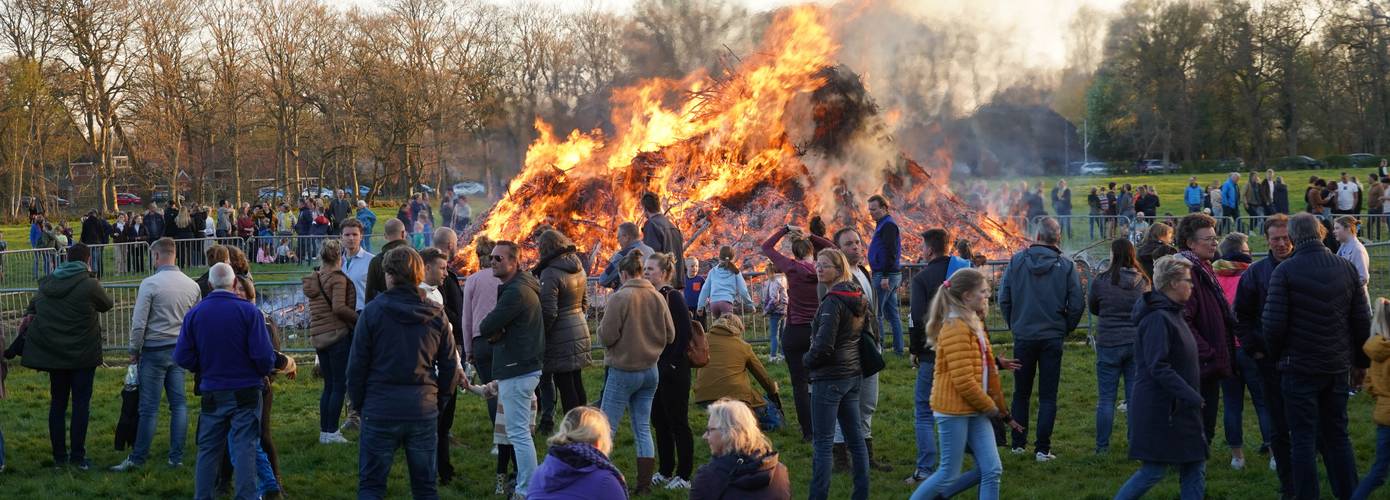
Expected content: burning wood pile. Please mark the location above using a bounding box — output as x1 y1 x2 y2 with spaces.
462 6 1024 272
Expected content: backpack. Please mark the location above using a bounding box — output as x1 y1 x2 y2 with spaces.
687 319 710 368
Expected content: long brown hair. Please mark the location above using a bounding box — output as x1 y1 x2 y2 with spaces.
717 245 738 273
1104 238 1149 286
924 268 987 348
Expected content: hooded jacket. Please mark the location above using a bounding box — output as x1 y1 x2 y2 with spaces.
698 265 752 309
22 261 113 371
690 450 792 500
597 278 675 371
804 281 869 382
693 315 776 408
527 443 628 499
1263 240 1372 375
1088 267 1150 348
997 245 1084 341
1232 254 1280 358
1136 239 1179 280
1364 336 1390 426
535 250 591 374
1129 291 1207 464
303 268 358 341
346 285 458 420
480 271 546 380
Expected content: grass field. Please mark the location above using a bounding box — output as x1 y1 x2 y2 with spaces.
0 343 1377 499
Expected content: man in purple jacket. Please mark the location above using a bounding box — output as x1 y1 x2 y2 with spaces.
175 263 276 500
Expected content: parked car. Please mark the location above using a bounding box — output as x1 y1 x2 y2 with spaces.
20 195 70 210
452 181 485 196
1216 158 1246 170
1273 155 1323 170
151 191 170 203
116 192 142 206
257 187 286 201
1079 162 1109 175
300 186 334 198
1348 153 1383 167
415 183 436 195
1137 159 1180 174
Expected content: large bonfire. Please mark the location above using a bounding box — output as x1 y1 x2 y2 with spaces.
464 6 1024 271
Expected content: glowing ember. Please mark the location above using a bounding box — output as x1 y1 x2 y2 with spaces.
463 5 1025 272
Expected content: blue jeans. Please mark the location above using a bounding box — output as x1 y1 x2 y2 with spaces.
1284 371 1359 500
1089 215 1103 239
1057 214 1073 239
1221 347 1272 449
499 371 541 493
810 377 868 500
195 388 262 500
357 418 437 500
601 366 658 459
1353 425 1390 500
1114 461 1206 500
317 338 351 432
910 413 1002 500
228 437 278 496
873 272 904 354
1012 337 1063 453
130 347 188 464
914 358 938 474
768 312 784 357
1095 344 1135 452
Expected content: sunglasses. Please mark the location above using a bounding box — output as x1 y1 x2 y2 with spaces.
490 255 506 262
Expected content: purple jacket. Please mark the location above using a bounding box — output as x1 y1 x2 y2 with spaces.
527 443 627 500
1180 251 1236 380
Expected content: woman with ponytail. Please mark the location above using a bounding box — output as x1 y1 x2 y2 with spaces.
698 246 752 318
644 251 696 489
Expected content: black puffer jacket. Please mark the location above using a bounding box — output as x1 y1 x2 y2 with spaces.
690 450 792 500
535 249 591 373
1136 239 1179 280
1087 267 1150 347
804 281 869 382
1263 240 1371 375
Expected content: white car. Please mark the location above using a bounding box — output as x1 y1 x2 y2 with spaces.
1080 162 1109 175
452 182 485 196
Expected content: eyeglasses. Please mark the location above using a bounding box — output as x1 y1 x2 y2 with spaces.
1199 236 1220 243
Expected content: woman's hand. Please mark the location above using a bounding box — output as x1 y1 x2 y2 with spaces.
1007 419 1026 433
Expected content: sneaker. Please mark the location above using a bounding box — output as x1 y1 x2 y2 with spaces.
495 473 508 495
74 458 92 471
320 431 350 444
1011 447 1027 455
665 477 691 490
490 445 499 456
1117 401 1128 413
1270 457 1277 471
110 458 141 472
903 470 929 485
1231 457 1246 470
339 414 361 432
1035 452 1057 462
167 459 183 468
651 472 669 486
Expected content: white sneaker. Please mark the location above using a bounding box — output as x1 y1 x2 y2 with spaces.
110 458 140 472
1270 457 1277 471
1230 457 1246 470
491 445 499 456
1035 452 1057 462
1117 401 1127 413
1011 447 1027 455
651 472 669 486
665 477 691 490
319 431 350 444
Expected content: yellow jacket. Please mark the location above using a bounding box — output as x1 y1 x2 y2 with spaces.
1364 336 1390 426
930 317 1005 416
692 315 777 408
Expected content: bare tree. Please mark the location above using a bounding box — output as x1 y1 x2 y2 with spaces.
202 0 253 205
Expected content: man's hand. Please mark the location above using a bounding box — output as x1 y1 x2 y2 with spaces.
281 356 298 380
996 356 1022 372
879 278 889 291
1007 419 1026 433
1353 368 1368 391
130 352 140 365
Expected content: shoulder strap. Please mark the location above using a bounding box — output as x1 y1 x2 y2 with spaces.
316 272 332 310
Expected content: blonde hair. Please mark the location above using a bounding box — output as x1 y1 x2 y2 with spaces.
924 268 988 348
706 398 773 457
646 252 676 285
547 406 613 456
816 248 852 286
1153 255 1194 292
1374 298 1390 341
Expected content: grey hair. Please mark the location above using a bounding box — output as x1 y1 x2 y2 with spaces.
1218 232 1248 258
357 200 367 208
1288 213 1325 244
1153 255 1193 292
433 227 457 247
1035 217 1062 245
209 262 236 290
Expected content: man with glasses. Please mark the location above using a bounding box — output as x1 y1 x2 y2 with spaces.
479 241 546 497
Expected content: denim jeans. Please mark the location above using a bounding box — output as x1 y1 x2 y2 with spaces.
767 312 784 357
910 413 1002 500
1011 338 1063 453
601 366 658 459
195 388 261 500
1284 371 1359 500
499 371 541 493
1114 461 1206 500
914 359 938 474
834 373 879 443
810 377 868 500
1057 215 1073 239
317 338 351 432
130 347 188 464
1353 425 1390 500
1095 344 1135 452
48 367 95 464
1257 358 1294 495
228 436 278 496
1221 347 1272 449
873 272 904 354
357 418 438 500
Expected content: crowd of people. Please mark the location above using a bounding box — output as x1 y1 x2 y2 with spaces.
3 180 1390 500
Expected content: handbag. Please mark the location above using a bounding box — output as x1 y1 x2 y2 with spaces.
309 272 350 350
755 393 784 431
858 329 885 378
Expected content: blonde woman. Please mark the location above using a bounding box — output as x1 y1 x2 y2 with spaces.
527 407 626 499
691 398 791 500
805 248 870 500
1354 298 1390 499
910 268 1019 500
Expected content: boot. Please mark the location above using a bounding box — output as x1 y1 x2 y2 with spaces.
635 457 657 496
866 439 893 472
833 443 850 473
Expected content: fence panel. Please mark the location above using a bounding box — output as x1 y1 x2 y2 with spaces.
85 241 151 284
0 247 63 288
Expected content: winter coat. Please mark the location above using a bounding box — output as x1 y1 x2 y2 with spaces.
1263 240 1372 375
364 238 408 303
1136 239 1179 280
1212 256 1251 305
1273 182 1290 214
535 251 591 373
1232 255 1280 358
693 315 776 408
1088 267 1150 348
997 244 1084 341
690 451 792 500
867 214 902 274
760 228 819 326
1365 336 1390 426
1221 179 1240 208
658 285 693 370
1180 252 1236 380
1129 291 1207 464
302 268 358 344
355 208 377 236
804 281 868 382
930 315 1005 416
347 285 457 420
22 261 113 371
480 271 546 381
527 443 628 500
908 256 951 358
1184 185 1204 207
698 265 752 309
596 278 675 371
642 213 686 289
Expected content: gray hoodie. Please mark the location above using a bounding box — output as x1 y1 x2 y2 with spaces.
997 245 1084 341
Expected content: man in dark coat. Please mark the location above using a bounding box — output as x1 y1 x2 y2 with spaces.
426 229 464 485
364 218 408 304
143 203 165 243
906 228 952 482
641 192 686 290
1233 214 1295 496
328 190 351 236
80 210 110 276
1262 213 1371 500
479 240 546 495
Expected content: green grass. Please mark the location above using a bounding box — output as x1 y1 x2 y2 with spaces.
0 344 1375 498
